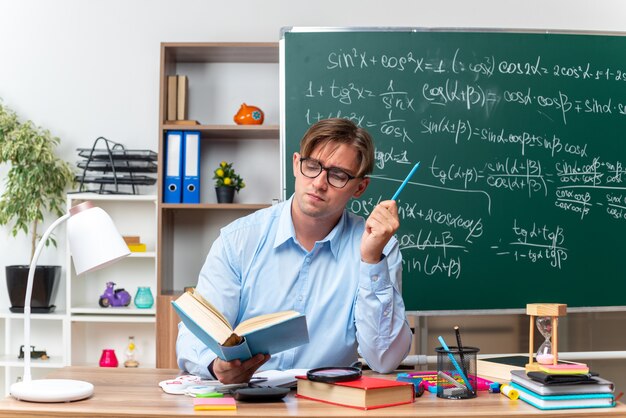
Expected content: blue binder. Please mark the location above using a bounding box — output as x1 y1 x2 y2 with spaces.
182 131 201 204
164 131 183 203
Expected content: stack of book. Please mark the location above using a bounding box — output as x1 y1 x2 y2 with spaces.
166 74 198 125
510 369 616 410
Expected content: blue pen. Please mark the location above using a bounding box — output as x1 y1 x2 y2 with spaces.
391 162 420 201
437 335 473 392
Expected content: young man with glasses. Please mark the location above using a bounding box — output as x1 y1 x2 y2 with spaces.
177 118 412 383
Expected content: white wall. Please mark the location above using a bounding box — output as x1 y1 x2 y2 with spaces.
2 0 625 281
1 0 626 377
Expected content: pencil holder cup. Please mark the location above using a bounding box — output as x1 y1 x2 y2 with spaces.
435 346 479 399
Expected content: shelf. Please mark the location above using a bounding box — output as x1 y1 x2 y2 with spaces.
68 193 157 202
0 310 67 319
70 315 156 323
70 361 157 368
160 203 270 210
70 305 155 316
127 251 156 258
0 355 66 368
161 124 279 139
163 42 279 63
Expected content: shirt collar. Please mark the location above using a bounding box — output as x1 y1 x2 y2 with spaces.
274 195 346 259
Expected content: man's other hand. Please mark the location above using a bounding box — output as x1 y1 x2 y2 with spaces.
361 200 399 264
212 353 270 384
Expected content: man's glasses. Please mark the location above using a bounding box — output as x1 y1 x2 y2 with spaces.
299 157 356 189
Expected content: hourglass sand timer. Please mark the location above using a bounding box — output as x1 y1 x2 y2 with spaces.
525 303 590 373
526 303 566 372
536 315 557 364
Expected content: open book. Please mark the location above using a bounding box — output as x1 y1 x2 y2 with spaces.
172 289 309 361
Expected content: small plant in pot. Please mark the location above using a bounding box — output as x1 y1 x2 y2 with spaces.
213 161 245 203
0 100 74 313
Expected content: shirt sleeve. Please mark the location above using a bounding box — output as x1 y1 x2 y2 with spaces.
176 235 241 379
354 237 412 373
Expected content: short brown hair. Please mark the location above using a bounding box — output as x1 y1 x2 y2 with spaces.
299 118 375 177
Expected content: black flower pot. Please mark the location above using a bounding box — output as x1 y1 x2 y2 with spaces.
5 265 60 313
215 186 235 203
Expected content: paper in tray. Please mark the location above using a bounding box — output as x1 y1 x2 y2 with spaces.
77 148 157 161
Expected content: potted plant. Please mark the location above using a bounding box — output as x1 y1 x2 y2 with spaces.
0 100 74 312
213 161 245 203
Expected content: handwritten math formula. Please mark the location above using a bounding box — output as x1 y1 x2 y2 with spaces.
285 31 626 309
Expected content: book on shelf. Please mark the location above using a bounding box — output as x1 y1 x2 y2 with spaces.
127 243 146 252
296 376 414 410
511 383 615 410
176 75 188 120
477 355 580 382
171 289 309 361
510 370 614 396
167 75 177 121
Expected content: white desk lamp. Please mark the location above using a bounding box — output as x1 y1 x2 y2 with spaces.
10 201 131 402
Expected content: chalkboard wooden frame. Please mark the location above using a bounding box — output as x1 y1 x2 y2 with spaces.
280 27 626 315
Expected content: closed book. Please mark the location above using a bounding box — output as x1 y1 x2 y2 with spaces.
122 236 140 245
296 376 414 410
477 355 580 382
510 370 614 396
477 355 528 381
127 243 146 252
177 75 188 120
167 75 177 121
172 289 309 361
512 383 615 410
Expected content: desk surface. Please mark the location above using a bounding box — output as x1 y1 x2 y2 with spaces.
0 367 624 418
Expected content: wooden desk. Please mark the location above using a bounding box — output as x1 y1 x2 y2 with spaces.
0 367 624 417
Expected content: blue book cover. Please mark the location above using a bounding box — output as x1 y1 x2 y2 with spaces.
512 383 615 410
172 290 309 361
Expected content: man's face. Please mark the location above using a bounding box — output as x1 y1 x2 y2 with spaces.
292 142 369 223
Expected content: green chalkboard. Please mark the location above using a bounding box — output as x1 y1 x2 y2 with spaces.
282 29 626 311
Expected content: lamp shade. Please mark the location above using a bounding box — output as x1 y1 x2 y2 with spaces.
67 201 130 275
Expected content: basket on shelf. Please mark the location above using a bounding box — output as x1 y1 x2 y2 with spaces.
74 137 157 194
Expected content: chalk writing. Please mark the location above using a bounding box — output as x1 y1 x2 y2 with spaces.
285 31 626 308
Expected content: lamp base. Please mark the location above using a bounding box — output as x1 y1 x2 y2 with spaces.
10 379 94 402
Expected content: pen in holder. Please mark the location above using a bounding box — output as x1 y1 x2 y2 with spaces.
435 345 479 399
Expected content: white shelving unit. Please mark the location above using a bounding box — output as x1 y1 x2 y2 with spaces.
0 310 68 395
0 193 159 395
66 193 157 368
